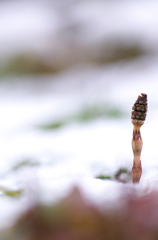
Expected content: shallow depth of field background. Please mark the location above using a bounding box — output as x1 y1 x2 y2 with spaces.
0 0 158 229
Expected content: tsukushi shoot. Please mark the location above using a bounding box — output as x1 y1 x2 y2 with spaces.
131 93 147 183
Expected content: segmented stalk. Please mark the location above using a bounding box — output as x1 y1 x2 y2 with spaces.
131 93 147 183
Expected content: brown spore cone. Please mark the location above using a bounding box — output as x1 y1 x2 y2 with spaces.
131 93 147 121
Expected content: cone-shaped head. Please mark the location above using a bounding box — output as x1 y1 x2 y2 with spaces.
131 93 147 122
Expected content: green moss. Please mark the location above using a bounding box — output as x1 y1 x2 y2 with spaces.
114 167 131 181
92 40 148 65
0 54 61 77
96 174 112 180
95 167 131 183
0 187 23 197
39 104 126 131
40 121 66 130
12 159 40 171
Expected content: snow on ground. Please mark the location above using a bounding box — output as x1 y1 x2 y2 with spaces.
0 0 158 230
0 61 157 228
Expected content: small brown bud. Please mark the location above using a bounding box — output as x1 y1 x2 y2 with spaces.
131 93 147 121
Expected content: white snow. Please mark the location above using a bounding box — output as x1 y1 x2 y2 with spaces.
0 0 158 229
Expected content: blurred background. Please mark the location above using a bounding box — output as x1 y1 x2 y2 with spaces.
0 0 158 229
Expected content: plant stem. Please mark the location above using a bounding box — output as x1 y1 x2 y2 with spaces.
131 94 147 183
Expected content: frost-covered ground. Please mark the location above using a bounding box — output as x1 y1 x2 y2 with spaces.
0 0 158 229
0 64 158 228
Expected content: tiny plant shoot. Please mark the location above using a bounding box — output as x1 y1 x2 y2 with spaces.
131 93 148 183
